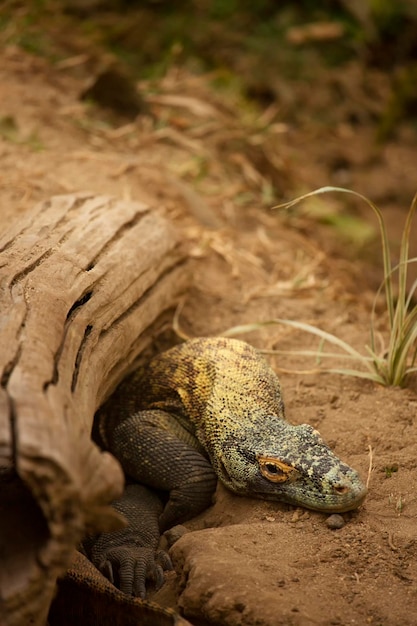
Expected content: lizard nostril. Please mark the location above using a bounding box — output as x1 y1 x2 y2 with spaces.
333 484 349 495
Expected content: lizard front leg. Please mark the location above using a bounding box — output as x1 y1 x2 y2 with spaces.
108 410 218 531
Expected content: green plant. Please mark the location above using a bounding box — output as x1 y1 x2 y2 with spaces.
222 187 417 386
384 463 399 478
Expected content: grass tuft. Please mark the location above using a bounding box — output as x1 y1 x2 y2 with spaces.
223 187 417 387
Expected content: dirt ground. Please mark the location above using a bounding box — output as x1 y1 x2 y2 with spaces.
1 43 417 626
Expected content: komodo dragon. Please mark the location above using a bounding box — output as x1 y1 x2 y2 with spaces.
50 337 367 624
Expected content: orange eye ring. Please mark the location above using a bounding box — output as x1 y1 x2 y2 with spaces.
257 456 299 483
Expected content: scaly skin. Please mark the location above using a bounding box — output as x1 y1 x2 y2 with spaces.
127 337 367 510
95 337 367 596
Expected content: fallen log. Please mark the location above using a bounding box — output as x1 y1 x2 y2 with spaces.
0 193 189 626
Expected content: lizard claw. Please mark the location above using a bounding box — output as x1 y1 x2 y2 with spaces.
97 545 172 598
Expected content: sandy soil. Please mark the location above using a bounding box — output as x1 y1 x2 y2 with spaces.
1 45 417 626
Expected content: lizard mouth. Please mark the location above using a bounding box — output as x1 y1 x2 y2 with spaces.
256 477 368 513
300 483 368 513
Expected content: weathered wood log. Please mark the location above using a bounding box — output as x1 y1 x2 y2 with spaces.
0 193 189 626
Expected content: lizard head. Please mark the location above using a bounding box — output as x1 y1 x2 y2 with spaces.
215 422 367 512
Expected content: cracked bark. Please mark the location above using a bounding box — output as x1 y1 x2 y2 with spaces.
0 193 189 626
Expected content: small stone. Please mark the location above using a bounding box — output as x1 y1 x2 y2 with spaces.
163 524 189 547
290 508 309 522
326 514 345 530
265 516 276 522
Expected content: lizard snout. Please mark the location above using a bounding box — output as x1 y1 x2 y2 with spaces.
324 472 368 511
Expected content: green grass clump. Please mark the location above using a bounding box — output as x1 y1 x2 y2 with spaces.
224 187 417 387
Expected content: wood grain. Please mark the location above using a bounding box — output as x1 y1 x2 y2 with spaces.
0 193 189 625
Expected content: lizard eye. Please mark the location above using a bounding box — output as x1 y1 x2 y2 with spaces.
257 456 297 483
265 463 282 475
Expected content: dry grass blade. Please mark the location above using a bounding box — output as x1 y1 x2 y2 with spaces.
274 186 395 327
173 181 416 387
146 93 223 118
173 300 193 341
223 319 374 365
216 188 417 386
221 319 385 382
366 445 374 489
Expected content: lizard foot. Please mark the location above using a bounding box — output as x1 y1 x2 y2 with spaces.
97 545 172 598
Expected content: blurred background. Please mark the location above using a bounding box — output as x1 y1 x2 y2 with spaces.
1 0 417 286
